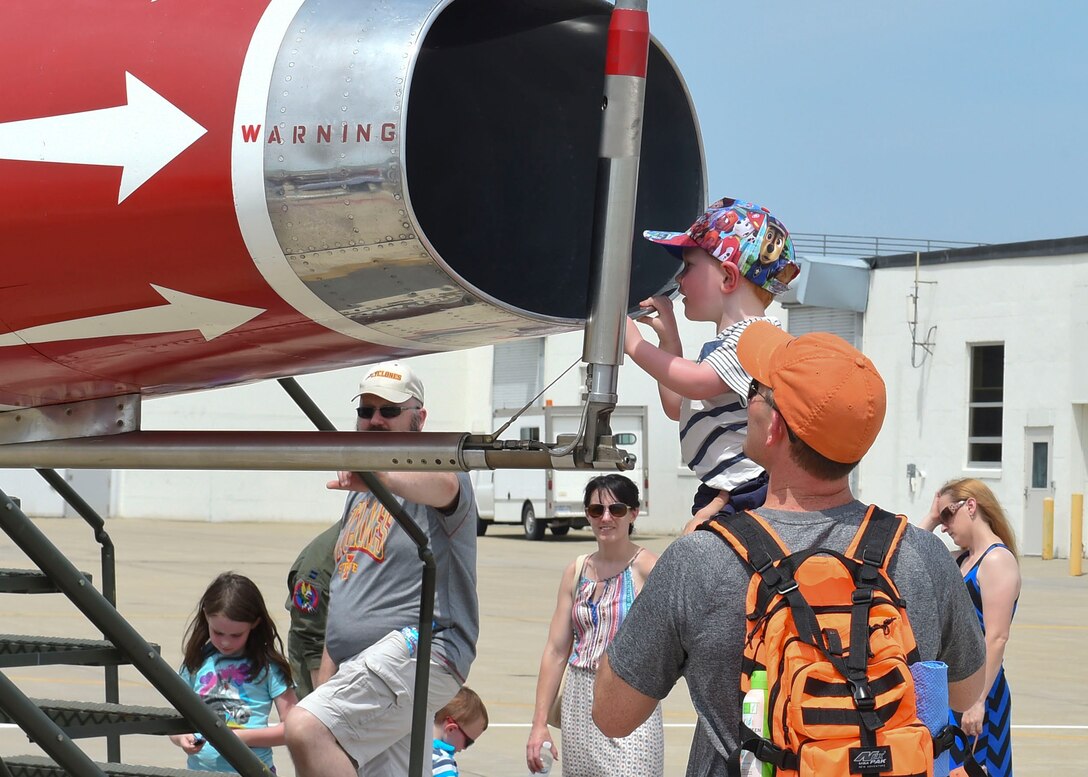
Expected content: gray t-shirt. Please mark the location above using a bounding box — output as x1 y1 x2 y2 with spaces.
606 501 985 777
326 472 479 682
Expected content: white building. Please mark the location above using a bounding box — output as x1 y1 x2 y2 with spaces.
7 235 1087 558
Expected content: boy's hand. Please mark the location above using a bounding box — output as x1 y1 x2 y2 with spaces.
623 316 644 356
634 296 681 346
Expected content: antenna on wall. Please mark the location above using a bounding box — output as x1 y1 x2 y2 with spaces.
907 251 937 368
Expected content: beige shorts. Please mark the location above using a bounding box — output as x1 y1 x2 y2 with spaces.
297 630 461 777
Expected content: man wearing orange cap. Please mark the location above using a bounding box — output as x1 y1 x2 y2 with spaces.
592 324 986 776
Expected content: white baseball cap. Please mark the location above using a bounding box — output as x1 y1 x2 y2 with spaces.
353 360 425 404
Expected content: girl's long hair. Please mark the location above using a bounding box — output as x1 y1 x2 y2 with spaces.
939 478 1020 559
181 572 293 683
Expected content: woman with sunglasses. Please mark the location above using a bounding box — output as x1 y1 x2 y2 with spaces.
921 479 1020 777
526 474 663 776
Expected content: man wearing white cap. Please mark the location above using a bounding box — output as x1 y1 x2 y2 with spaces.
287 360 479 777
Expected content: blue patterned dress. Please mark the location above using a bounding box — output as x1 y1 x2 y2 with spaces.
949 543 1016 776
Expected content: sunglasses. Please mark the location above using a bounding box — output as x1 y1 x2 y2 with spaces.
586 503 632 519
747 379 774 406
357 404 418 419
449 718 475 749
939 500 967 524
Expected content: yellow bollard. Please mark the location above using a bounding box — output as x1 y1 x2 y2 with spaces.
1071 493 1083 577
1042 498 1055 560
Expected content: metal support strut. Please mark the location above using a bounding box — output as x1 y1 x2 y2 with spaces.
35 468 121 763
580 0 650 465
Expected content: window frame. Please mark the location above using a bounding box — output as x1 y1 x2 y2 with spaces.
967 342 1004 468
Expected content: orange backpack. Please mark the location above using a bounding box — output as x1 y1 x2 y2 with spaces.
701 506 936 777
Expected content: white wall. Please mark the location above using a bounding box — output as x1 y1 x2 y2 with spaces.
862 251 1088 556
0 469 67 518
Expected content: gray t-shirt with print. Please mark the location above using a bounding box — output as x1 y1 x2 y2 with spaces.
606 501 985 777
326 472 479 682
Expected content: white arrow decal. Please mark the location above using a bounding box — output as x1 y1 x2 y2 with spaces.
0 285 265 348
0 72 206 203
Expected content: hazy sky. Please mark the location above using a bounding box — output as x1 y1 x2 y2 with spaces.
649 0 1087 246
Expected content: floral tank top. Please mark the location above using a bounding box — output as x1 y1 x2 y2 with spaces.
568 550 642 671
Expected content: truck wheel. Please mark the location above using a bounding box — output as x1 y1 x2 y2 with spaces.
476 517 489 537
522 503 545 541
550 525 570 536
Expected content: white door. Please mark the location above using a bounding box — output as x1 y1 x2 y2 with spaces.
1022 427 1054 556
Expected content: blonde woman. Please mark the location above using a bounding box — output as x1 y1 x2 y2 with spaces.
922 479 1020 776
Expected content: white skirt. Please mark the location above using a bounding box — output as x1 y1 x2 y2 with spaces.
560 664 664 777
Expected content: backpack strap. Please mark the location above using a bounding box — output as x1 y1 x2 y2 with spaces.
724 723 796 777
700 511 799 632
845 504 921 665
700 512 827 656
700 510 789 568
934 724 987 777
840 505 913 736
845 504 908 573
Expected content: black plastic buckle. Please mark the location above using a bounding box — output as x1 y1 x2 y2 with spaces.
849 680 876 710
752 739 787 767
933 724 957 753
851 587 873 604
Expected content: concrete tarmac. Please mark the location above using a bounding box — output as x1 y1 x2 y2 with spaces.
1 518 1085 776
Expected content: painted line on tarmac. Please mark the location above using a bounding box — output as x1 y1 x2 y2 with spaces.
5 723 1084 734
5 722 1083 731
477 723 1088 730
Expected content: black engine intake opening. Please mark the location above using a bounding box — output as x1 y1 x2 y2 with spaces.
406 0 704 321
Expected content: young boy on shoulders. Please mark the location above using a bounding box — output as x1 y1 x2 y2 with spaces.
624 197 800 531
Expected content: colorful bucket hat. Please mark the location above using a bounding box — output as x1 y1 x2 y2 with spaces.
643 197 800 295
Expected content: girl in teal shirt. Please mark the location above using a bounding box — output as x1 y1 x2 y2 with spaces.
171 572 297 772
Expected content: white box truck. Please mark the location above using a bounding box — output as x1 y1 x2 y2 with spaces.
473 405 649 540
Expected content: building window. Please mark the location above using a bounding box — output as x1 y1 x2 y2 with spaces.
968 344 1004 466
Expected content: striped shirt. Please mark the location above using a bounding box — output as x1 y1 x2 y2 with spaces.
432 738 459 777
679 316 781 491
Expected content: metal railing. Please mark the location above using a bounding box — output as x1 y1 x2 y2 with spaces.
791 232 985 258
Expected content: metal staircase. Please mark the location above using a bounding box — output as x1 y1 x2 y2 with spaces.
0 475 272 777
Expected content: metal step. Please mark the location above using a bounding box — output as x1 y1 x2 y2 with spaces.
0 568 92 594
0 635 158 668
2 756 224 777
0 699 189 739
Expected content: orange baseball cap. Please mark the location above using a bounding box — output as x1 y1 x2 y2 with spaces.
737 321 886 464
